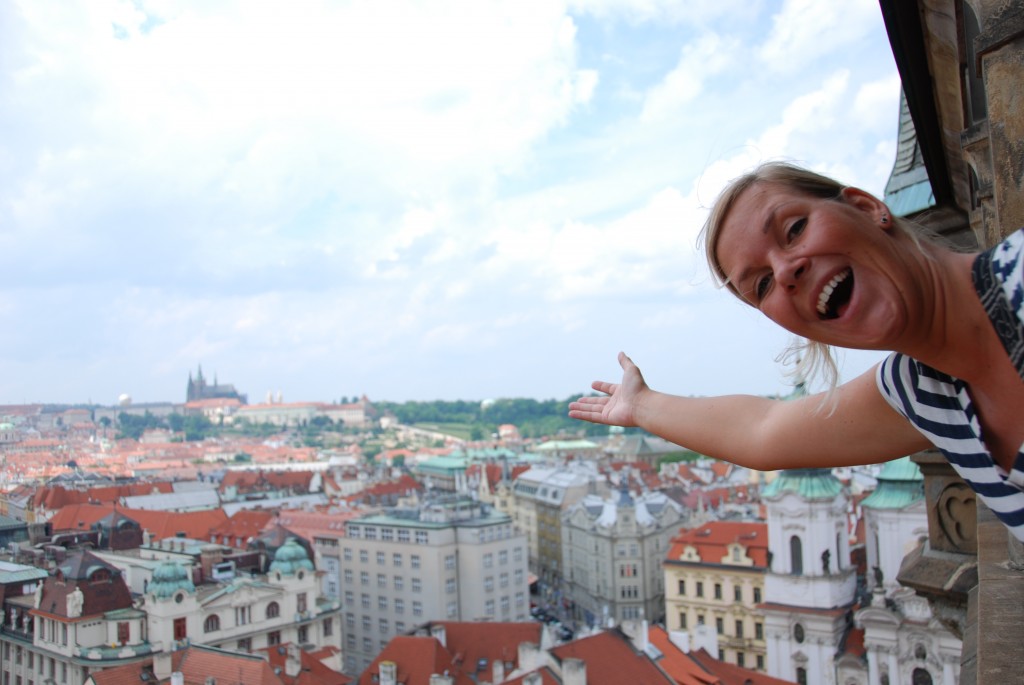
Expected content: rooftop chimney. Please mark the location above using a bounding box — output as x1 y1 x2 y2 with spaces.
562 658 587 685
285 644 301 677
379 660 397 685
154 652 173 680
430 623 447 648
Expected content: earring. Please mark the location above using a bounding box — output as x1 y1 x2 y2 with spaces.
880 214 889 225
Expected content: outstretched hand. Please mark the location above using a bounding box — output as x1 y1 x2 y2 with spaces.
568 351 649 427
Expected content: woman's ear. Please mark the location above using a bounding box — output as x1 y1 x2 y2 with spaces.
840 187 891 228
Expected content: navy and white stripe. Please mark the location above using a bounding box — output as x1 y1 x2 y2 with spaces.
876 228 1024 542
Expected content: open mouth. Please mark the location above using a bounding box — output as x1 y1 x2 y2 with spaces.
817 268 853 320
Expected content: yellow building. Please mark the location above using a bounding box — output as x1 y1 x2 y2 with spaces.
663 520 769 671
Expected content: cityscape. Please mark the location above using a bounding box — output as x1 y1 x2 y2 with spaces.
2 0 1020 683
0 365 960 684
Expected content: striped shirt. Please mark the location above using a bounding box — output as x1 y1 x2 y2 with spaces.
876 229 1024 542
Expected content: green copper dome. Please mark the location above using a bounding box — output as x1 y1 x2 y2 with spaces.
861 457 924 510
149 561 195 599
762 468 844 501
268 537 314 576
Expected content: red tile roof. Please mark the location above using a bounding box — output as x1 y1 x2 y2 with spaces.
666 521 769 568
258 643 352 685
647 626 721 685
48 503 227 541
430 621 543 678
357 636 474 685
209 509 275 543
690 649 797 685
549 630 675 685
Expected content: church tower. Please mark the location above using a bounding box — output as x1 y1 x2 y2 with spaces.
760 468 856 685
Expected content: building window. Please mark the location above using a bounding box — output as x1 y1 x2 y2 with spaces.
755 622 763 640
735 620 743 638
696 582 704 597
377 573 387 588
297 593 307 614
500 572 509 588
381 528 394 541
796 667 807 685
412 578 422 593
323 618 333 637
204 615 220 633
298 625 308 643
911 668 933 685
485 600 495 616
361 594 370 609
379 618 389 634
173 618 187 641
268 631 281 646
344 548 353 562
359 550 369 563
753 587 762 603
715 617 724 635
790 536 803 575
757 655 764 670
413 601 423 616
394 576 404 591
415 531 428 544
679 612 687 629
398 529 410 543
377 551 386 565
483 577 493 592
411 555 421 570
499 550 508 565
360 572 369 586
393 553 402 567
714 583 722 600
362 616 371 631
378 596 388 610
364 527 377 540
678 579 686 596
267 601 280 619
737 652 745 668
117 621 130 644
734 586 742 602
482 553 492 568
344 570 353 584
395 599 404 614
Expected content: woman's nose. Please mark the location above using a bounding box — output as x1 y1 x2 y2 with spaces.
776 256 809 291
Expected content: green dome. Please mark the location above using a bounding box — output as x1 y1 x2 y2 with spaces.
149 561 195 599
762 468 844 501
269 538 314 576
861 457 924 510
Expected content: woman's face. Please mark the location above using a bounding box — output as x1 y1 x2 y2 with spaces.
714 182 914 351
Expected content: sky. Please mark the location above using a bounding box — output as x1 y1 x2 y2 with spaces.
0 0 903 406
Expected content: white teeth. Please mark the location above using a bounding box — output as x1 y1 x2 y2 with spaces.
817 269 851 315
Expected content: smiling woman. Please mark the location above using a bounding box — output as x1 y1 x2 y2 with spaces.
569 161 1024 543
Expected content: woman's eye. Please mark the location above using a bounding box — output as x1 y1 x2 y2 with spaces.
755 274 771 300
787 218 807 241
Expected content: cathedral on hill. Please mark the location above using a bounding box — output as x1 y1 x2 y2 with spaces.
186 365 247 404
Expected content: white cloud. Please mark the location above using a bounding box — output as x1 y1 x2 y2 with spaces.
640 33 736 123
0 0 903 403
758 0 881 73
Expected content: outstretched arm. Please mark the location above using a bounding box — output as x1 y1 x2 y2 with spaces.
568 352 931 470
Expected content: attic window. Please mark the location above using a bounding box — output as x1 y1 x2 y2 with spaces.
477 658 488 671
